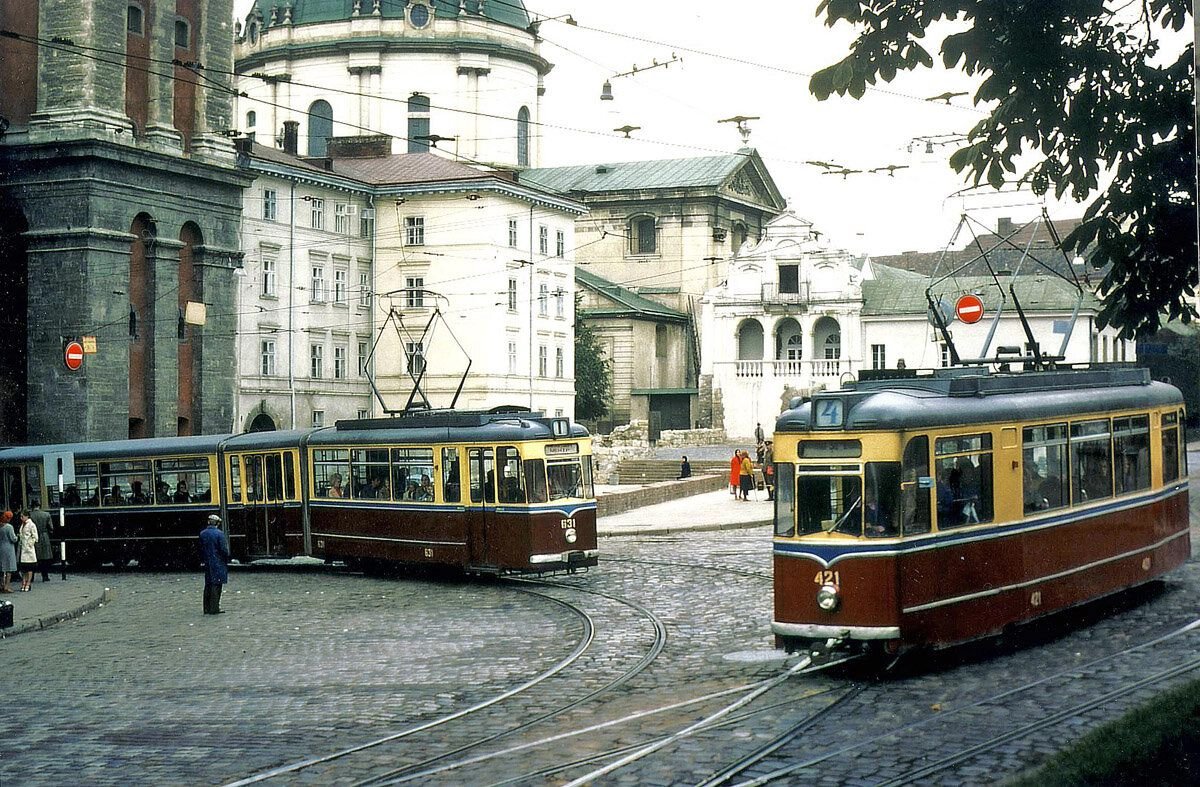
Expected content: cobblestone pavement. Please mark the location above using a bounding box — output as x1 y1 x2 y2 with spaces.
5 472 1200 784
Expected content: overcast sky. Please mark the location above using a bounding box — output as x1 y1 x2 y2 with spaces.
231 1 1114 256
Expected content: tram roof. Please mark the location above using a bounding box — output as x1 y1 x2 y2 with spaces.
776 367 1184 433
0 433 234 463
308 410 589 446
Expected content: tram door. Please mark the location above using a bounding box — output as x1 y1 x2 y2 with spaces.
467 447 495 566
242 452 290 558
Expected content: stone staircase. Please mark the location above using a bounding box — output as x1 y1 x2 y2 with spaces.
613 459 730 484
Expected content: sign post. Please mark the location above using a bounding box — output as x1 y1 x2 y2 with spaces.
44 451 74 580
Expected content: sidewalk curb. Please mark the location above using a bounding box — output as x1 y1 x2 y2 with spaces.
0 586 115 639
599 518 772 538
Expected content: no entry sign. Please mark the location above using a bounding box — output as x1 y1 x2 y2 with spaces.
955 294 985 324
64 341 84 371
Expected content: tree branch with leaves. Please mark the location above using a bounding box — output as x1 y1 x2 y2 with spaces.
811 0 1196 336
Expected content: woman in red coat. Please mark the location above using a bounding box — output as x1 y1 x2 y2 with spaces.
730 452 741 497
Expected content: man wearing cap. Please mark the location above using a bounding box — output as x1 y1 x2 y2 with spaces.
199 514 230 615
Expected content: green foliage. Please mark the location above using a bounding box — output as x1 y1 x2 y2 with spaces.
811 0 1197 337
573 295 612 421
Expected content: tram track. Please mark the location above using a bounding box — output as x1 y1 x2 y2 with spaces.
726 615 1200 785
222 576 668 786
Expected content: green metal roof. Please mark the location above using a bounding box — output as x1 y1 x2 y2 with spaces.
523 154 752 195
576 267 688 322
249 0 529 31
862 264 1100 316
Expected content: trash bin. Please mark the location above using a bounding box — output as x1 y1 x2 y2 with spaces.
0 600 13 629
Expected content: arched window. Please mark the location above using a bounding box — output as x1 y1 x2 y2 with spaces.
174 19 190 48
127 4 144 35
812 315 841 360
516 106 530 167
731 222 748 251
246 110 256 128
408 93 430 153
630 215 656 255
308 100 333 156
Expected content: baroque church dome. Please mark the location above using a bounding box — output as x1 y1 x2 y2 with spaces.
246 0 530 32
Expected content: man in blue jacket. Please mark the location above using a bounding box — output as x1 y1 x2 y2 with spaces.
199 514 230 615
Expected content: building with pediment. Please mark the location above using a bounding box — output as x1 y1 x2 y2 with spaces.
522 150 787 431
702 213 1134 439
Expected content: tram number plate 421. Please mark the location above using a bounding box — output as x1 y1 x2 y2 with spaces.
813 570 841 586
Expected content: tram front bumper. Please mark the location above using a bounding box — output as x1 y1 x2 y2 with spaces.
530 548 599 566
771 622 900 640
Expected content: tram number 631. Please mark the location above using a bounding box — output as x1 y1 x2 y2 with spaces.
813 570 841 586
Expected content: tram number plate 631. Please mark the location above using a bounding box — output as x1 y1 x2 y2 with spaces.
813 570 841 586
560 518 575 529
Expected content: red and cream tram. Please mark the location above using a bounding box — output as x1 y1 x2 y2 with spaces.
0 409 597 575
771 367 1189 654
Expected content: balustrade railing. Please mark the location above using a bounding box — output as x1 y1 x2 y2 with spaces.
719 359 851 380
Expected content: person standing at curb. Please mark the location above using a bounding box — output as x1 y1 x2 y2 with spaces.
729 451 741 497
31 501 52 582
0 511 16 593
199 514 230 615
739 451 755 501
17 510 38 592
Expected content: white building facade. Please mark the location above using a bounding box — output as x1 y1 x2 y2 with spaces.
702 213 1134 440
235 0 549 168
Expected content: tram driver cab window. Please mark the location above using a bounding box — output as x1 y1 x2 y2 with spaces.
497 446 525 503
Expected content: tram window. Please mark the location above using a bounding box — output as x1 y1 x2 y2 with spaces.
391 447 434 501
797 474 863 537
581 456 595 499
155 458 211 504
497 446 525 503
313 449 350 498
1023 424 1069 512
864 462 901 538
1162 416 1181 483
1070 419 1113 504
900 436 931 536
283 452 297 500
0 467 19 511
73 463 99 507
228 457 242 503
265 454 284 501
244 456 265 503
1181 410 1189 475
933 434 994 529
352 448 390 500
469 447 495 503
101 460 152 506
1113 415 1150 494
546 461 586 502
24 465 41 509
526 459 549 503
442 447 461 503
773 463 796 537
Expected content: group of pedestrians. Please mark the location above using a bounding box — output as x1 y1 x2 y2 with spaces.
726 423 776 502
0 502 54 593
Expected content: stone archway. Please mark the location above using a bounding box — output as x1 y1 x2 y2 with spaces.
737 319 764 360
248 412 277 432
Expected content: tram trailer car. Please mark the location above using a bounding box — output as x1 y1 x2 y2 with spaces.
771 367 1190 656
0 435 226 569
302 411 598 574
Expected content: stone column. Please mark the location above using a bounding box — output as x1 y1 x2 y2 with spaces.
31 0 129 132
196 245 243 433
191 0 237 162
151 238 183 436
143 0 184 149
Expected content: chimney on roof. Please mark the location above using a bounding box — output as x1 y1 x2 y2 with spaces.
325 135 393 159
281 121 299 155
997 217 1014 236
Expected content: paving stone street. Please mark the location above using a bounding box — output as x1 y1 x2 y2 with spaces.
3 467 1200 785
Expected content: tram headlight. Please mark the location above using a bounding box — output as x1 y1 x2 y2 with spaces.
564 527 577 544
815 584 841 613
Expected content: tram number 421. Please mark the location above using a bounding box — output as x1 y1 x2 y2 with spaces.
813 570 841 586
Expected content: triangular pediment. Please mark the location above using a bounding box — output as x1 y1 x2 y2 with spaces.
718 151 787 211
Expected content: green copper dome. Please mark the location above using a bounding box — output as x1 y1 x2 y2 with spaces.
248 0 530 31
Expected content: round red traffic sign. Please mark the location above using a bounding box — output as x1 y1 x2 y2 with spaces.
955 294 985 324
64 341 84 371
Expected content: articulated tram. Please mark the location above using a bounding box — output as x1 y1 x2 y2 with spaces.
771 367 1189 654
0 409 597 575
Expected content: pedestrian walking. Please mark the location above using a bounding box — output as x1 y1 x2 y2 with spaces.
754 422 765 445
199 514 230 615
31 501 52 582
678 456 692 480
739 451 755 501
0 511 16 593
17 510 38 592
729 451 741 497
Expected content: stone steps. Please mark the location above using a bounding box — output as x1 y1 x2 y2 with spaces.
613 459 730 484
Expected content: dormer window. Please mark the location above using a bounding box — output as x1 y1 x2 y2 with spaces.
127 4 145 35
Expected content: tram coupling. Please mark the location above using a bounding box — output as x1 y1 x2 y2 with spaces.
807 636 847 666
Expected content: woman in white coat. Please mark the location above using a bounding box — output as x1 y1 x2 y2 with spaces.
17 510 38 592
